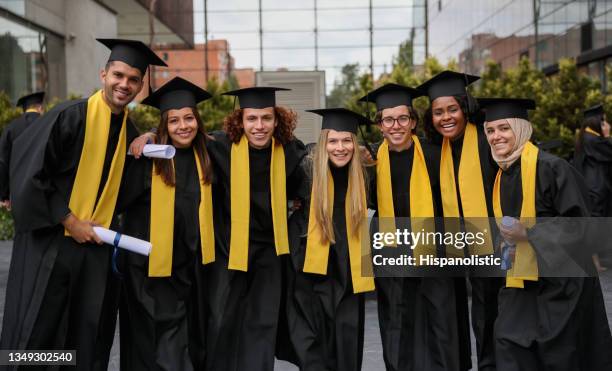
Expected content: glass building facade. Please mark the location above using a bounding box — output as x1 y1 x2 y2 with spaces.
0 2 66 100
412 0 612 89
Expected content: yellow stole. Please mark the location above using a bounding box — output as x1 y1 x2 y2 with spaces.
149 148 215 277
303 169 375 294
228 135 289 271
66 90 127 234
493 141 539 288
376 136 436 258
585 127 601 137
25 108 39 113
440 123 493 256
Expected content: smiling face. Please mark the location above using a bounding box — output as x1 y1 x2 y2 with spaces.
242 107 276 149
326 130 355 168
378 105 416 151
485 119 516 158
100 61 144 113
431 96 467 140
166 107 198 148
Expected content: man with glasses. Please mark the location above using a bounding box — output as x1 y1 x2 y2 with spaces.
359 84 469 371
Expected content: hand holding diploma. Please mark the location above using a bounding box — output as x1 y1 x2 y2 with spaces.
93 226 152 256
128 144 175 159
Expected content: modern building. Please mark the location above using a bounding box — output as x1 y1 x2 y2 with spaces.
411 0 612 89
152 40 255 90
0 0 192 102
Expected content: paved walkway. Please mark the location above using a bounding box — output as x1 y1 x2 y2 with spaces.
0 241 610 370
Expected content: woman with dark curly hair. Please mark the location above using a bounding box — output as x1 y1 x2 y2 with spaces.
203 87 307 371
418 71 502 371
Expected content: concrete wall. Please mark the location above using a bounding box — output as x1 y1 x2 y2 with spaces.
257 71 326 145
25 0 65 36
23 0 117 98
64 0 117 97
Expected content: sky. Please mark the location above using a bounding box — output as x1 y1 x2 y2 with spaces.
192 0 416 91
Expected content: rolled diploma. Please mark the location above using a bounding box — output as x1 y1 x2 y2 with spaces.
142 144 176 159
93 226 151 256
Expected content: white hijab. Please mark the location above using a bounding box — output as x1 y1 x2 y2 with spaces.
485 118 533 170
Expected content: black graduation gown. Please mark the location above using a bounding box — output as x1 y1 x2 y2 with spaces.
368 140 470 371
117 147 204 371
0 111 40 200
203 132 306 371
286 164 367 371
495 150 612 371
573 132 612 217
448 125 503 371
0 99 139 371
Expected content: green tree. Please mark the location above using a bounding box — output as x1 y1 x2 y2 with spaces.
0 92 23 135
327 63 362 108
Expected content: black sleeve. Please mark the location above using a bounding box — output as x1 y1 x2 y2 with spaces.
0 123 14 200
285 138 308 201
116 157 151 215
41 109 82 224
527 155 592 272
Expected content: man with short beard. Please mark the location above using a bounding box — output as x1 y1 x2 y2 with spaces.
0 38 166 370
204 87 306 371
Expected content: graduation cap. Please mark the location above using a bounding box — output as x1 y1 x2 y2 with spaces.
358 83 423 111
584 104 604 121
222 87 290 109
478 98 536 122
97 38 167 74
141 77 212 112
16 91 45 110
306 108 372 134
417 70 480 101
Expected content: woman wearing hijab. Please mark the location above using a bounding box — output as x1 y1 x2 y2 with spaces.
285 108 375 371
573 104 612 272
118 77 215 370
481 98 612 370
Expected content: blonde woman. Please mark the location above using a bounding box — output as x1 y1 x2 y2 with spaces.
286 108 375 371
480 98 612 370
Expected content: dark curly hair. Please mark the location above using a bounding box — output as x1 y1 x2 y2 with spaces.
223 106 297 145
423 94 471 144
374 105 420 134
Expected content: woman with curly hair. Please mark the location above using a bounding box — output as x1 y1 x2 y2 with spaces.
203 87 307 371
418 71 501 371
285 108 375 371
118 77 215 370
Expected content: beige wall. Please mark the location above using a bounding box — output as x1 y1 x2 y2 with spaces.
64 0 117 97
24 0 117 98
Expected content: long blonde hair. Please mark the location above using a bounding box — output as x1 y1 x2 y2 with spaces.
311 129 368 244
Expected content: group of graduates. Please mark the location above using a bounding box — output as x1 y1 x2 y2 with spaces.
0 37 610 371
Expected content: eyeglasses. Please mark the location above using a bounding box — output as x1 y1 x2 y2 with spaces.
380 115 412 128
